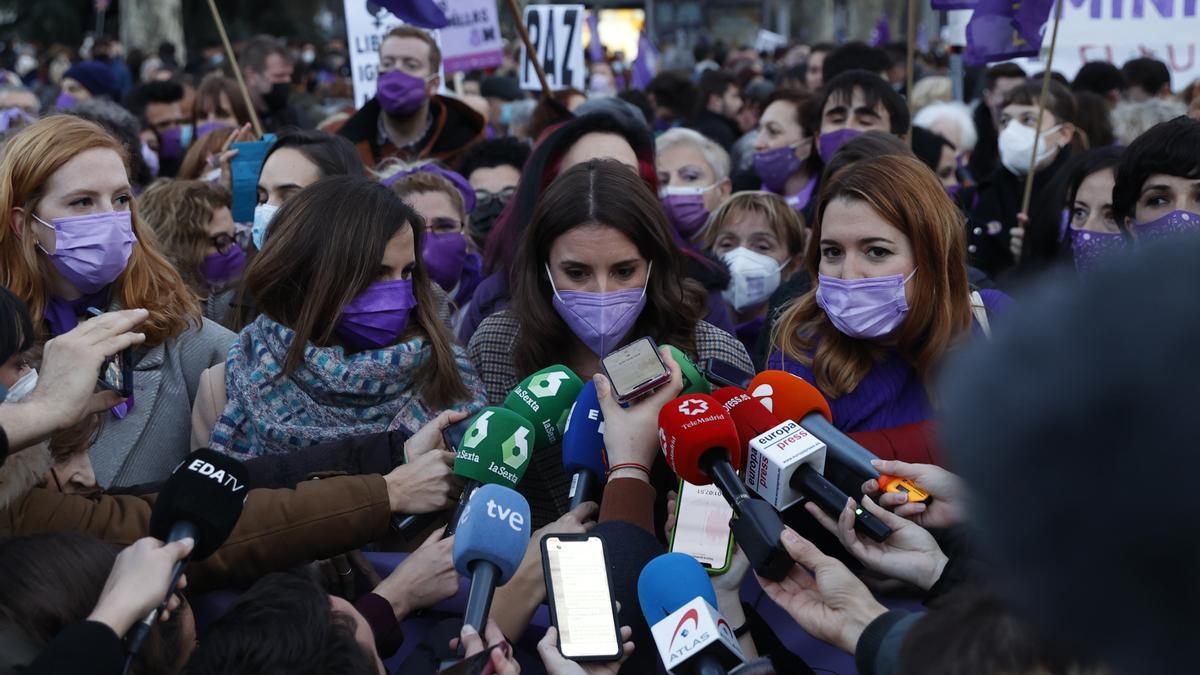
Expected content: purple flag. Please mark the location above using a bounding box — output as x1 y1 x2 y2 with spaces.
631 31 658 90
931 0 980 9
870 13 892 47
586 12 604 62
373 0 449 30
964 0 1054 66
916 23 930 52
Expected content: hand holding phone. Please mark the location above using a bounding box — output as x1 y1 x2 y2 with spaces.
601 337 670 404
541 534 623 661
87 307 133 397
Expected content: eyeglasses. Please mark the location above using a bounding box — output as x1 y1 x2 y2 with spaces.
473 187 517 204
426 217 464 234
209 233 236 254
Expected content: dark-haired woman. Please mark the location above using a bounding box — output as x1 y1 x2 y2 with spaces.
468 159 753 526
1111 115 1200 239
197 176 486 458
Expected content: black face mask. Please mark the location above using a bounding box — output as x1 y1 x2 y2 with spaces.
263 82 290 113
469 197 507 250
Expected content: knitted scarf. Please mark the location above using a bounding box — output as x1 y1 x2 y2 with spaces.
209 314 486 459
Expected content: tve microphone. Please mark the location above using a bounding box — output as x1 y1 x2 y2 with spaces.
444 407 536 537
664 344 712 396
658 395 792 581
503 364 585 450
453 484 531 633
638 552 745 674
562 380 607 510
133 449 248 652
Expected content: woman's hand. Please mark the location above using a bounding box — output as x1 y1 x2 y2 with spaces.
372 529 459 619
594 346 684 478
862 459 967 529
384 450 461 513
453 620 521 675
87 536 194 637
403 409 471 463
216 122 256 193
538 625 634 675
1009 212 1028 260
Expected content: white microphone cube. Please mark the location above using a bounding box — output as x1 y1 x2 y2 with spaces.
745 420 827 511
650 597 746 673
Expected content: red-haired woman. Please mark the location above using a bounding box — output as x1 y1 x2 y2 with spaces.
769 154 1010 432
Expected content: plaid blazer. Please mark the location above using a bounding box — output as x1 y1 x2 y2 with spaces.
467 310 754 527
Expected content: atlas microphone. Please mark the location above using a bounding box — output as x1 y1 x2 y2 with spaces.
453 484 532 633
442 407 536 537
713 387 892 543
638 552 745 674
132 449 248 655
657 394 792 581
562 380 607 510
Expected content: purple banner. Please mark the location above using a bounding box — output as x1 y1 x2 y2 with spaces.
375 0 449 29
631 31 658 90
586 11 604 62
964 0 1055 65
932 0 980 9
870 13 892 47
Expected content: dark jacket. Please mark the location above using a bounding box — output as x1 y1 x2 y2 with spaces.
337 95 485 168
21 622 124 675
687 109 741 151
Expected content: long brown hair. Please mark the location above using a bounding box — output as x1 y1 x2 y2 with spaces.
510 159 708 377
244 175 470 408
771 154 972 398
191 74 253 128
138 179 232 297
0 115 200 346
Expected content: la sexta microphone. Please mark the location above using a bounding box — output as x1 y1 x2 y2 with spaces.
562 380 607 510
453 484 531 633
503 364 585 450
664 344 712 396
638 552 745 674
390 414 480 537
132 449 248 654
713 387 892 543
442 407 536 537
658 394 792 581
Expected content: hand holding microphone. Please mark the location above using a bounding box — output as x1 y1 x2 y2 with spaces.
385 450 462 514
86 536 194 637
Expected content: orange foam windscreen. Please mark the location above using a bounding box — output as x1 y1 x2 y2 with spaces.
748 370 833 424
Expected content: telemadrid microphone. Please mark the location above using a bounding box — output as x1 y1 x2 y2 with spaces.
713 388 892 543
453 484 532 633
562 380 607 510
658 394 792 581
664 344 712 396
131 449 248 654
443 407 536 537
638 552 745 674
503 364 585 450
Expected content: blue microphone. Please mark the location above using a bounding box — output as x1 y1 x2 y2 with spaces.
563 381 608 510
638 553 745 674
453 483 532 633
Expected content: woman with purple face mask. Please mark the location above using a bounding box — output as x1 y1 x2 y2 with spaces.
655 128 733 246
751 88 821 214
769 155 1010 433
1110 116 1200 255
201 176 486 460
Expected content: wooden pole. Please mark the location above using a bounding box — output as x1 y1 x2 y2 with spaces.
906 0 917 148
205 0 263 137
1019 0 1066 217
504 0 553 97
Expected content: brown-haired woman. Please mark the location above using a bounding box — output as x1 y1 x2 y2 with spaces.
0 115 235 488
769 154 1010 433
469 159 753 524
138 180 243 326
199 175 487 459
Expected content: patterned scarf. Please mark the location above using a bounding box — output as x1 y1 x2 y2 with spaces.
209 314 487 459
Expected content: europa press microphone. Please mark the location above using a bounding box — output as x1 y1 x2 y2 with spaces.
638 552 745 674
442 407 536 537
712 387 892 542
658 394 793 581
562 380 608 510
129 449 248 657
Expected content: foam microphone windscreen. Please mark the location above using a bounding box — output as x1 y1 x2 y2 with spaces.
454 407 536 489
637 552 719 624
711 386 781 447
749 370 833 424
657 394 743 485
665 344 711 396
503 364 584 450
148 449 249 560
562 380 607 477
452 483 531 584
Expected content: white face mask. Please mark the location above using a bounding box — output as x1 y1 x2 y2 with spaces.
720 247 788 311
251 203 280 250
998 121 1062 176
3 368 38 403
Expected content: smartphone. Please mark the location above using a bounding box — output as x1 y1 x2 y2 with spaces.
701 357 755 390
541 534 622 662
669 479 735 574
87 308 133 397
878 475 931 503
601 337 670 403
436 643 509 675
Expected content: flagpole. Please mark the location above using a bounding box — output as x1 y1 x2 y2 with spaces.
1019 0 1066 219
906 0 917 148
205 0 263 137
504 0 553 97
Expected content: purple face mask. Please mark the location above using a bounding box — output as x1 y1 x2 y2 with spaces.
335 278 418 351
753 144 804 193
1136 210 1200 243
158 126 184 161
195 121 231 141
201 245 246 286
547 262 651 357
661 187 713 240
818 128 863 162
55 92 77 110
422 231 468 292
1070 228 1127 274
816 269 916 340
34 211 137 294
945 184 961 201
377 69 430 117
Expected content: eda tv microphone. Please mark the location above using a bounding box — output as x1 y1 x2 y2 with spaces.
638 552 745 674
453 483 532 633
503 364 584 450
562 380 607 510
443 406 536 537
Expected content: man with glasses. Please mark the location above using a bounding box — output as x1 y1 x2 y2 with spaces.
455 137 532 250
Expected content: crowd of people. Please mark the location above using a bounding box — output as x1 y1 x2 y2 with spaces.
0 17 1198 675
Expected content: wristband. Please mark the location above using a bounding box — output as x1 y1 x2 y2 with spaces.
607 462 650 478
732 621 750 637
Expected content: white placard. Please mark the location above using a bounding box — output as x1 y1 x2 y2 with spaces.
343 0 446 109
519 4 586 91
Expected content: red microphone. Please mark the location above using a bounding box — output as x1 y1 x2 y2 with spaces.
711 386 781 445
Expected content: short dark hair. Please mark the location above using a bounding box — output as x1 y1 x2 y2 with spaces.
821 70 911 136
1112 115 1200 223
124 80 185 123
985 62 1027 90
910 125 954 173
1121 57 1171 96
264 128 364 181
0 286 33 365
809 42 835 57
646 71 699 119
185 571 378 675
698 69 737 107
240 35 291 75
1002 80 1078 130
822 42 892 84
456 137 531 180
1072 61 1126 96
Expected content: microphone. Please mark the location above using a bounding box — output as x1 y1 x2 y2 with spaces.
657 395 792 581
503 364 585 450
664 344 712 396
638 552 745 674
453 483 532 633
562 380 607 510
132 449 248 653
713 388 892 543
443 407 536 537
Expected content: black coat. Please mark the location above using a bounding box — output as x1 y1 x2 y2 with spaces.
686 109 741 151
